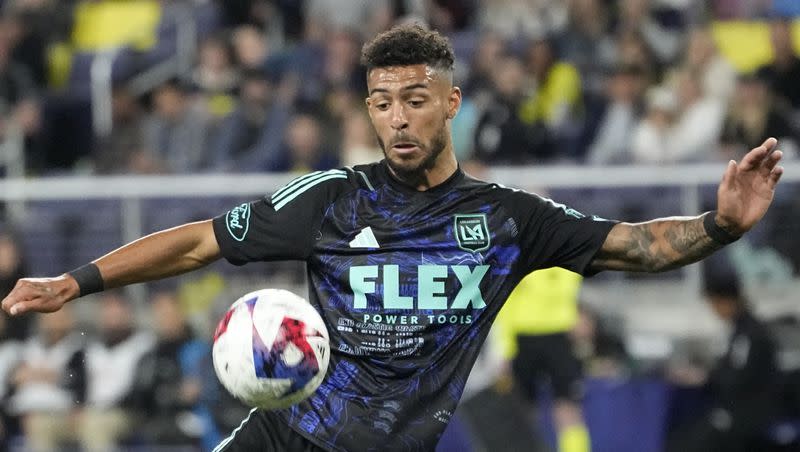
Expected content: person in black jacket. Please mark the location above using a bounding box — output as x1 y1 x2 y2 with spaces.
668 273 779 452
127 291 218 449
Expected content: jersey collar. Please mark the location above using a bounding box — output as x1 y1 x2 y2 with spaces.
380 160 464 196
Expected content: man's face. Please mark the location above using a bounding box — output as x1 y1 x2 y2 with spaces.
708 296 736 321
365 64 460 180
770 21 793 56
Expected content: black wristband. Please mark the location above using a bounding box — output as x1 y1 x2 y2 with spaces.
67 263 104 297
703 211 741 245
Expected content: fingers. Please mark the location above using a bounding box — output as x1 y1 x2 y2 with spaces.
739 137 777 171
9 301 26 316
2 293 27 316
4 296 61 316
2 288 29 315
2 279 59 316
763 149 783 172
768 165 784 190
720 159 737 190
761 137 778 153
1 281 24 315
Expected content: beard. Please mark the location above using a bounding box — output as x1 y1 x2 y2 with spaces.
377 119 449 184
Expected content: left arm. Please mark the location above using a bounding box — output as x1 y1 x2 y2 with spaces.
589 137 784 273
589 214 720 272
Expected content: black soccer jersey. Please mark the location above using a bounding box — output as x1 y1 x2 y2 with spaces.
212 161 615 452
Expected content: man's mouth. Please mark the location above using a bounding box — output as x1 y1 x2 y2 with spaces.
391 142 420 154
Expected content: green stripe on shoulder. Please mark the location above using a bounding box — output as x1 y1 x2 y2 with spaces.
272 172 348 211
271 169 345 205
356 170 375 191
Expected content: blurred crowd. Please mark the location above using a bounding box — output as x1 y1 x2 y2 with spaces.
0 0 795 177
0 0 799 451
0 226 250 450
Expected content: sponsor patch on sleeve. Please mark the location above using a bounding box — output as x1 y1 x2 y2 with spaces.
226 203 251 241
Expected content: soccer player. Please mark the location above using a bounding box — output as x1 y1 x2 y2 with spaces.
496 267 590 452
1 25 785 452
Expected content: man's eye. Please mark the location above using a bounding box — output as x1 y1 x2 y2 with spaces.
376 103 390 110
409 100 424 107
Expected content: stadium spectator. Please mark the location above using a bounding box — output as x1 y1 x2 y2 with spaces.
632 68 725 164
612 29 660 83
268 112 339 172
630 84 677 164
476 0 568 40
1 0 74 97
304 0 393 40
667 273 780 452
214 0 289 31
0 12 47 89
128 291 219 450
463 31 507 103
291 29 365 108
571 303 632 378
202 304 250 446
316 84 361 159
425 0 477 33
141 78 212 173
557 0 616 94
7 307 86 451
519 38 583 138
0 17 41 169
614 0 682 64
93 85 146 174
473 54 552 164
192 34 239 120
719 73 799 161
586 64 647 165
666 68 727 160
756 18 800 111
340 111 382 167
231 25 271 72
79 291 155 452
210 69 295 172
683 27 737 105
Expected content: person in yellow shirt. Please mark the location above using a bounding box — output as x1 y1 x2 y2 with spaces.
496 267 590 452
518 39 582 131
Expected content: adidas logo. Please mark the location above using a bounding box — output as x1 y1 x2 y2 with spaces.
349 227 380 249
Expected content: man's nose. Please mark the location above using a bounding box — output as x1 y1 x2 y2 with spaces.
390 104 408 131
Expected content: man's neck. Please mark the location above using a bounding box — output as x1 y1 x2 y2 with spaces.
388 150 458 191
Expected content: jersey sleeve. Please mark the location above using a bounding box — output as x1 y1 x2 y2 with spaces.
508 190 617 275
212 169 352 265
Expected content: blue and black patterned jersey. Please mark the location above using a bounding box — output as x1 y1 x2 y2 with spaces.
212 161 616 452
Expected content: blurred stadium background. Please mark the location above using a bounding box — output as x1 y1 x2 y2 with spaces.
0 0 799 451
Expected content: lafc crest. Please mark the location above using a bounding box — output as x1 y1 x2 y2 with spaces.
454 214 490 252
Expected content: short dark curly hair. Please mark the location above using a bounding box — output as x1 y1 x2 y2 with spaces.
361 24 455 74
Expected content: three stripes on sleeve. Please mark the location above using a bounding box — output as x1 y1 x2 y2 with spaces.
270 170 348 211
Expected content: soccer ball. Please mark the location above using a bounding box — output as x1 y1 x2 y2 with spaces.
212 288 330 409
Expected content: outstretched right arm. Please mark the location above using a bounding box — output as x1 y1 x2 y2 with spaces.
1 220 220 315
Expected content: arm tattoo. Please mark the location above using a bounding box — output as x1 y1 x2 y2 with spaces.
590 215 724 273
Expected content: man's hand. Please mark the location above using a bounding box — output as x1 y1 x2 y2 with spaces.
716 137 784 236
1 275 79 316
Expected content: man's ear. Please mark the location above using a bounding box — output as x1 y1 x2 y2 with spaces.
365 96 373 118
447 87 462 119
